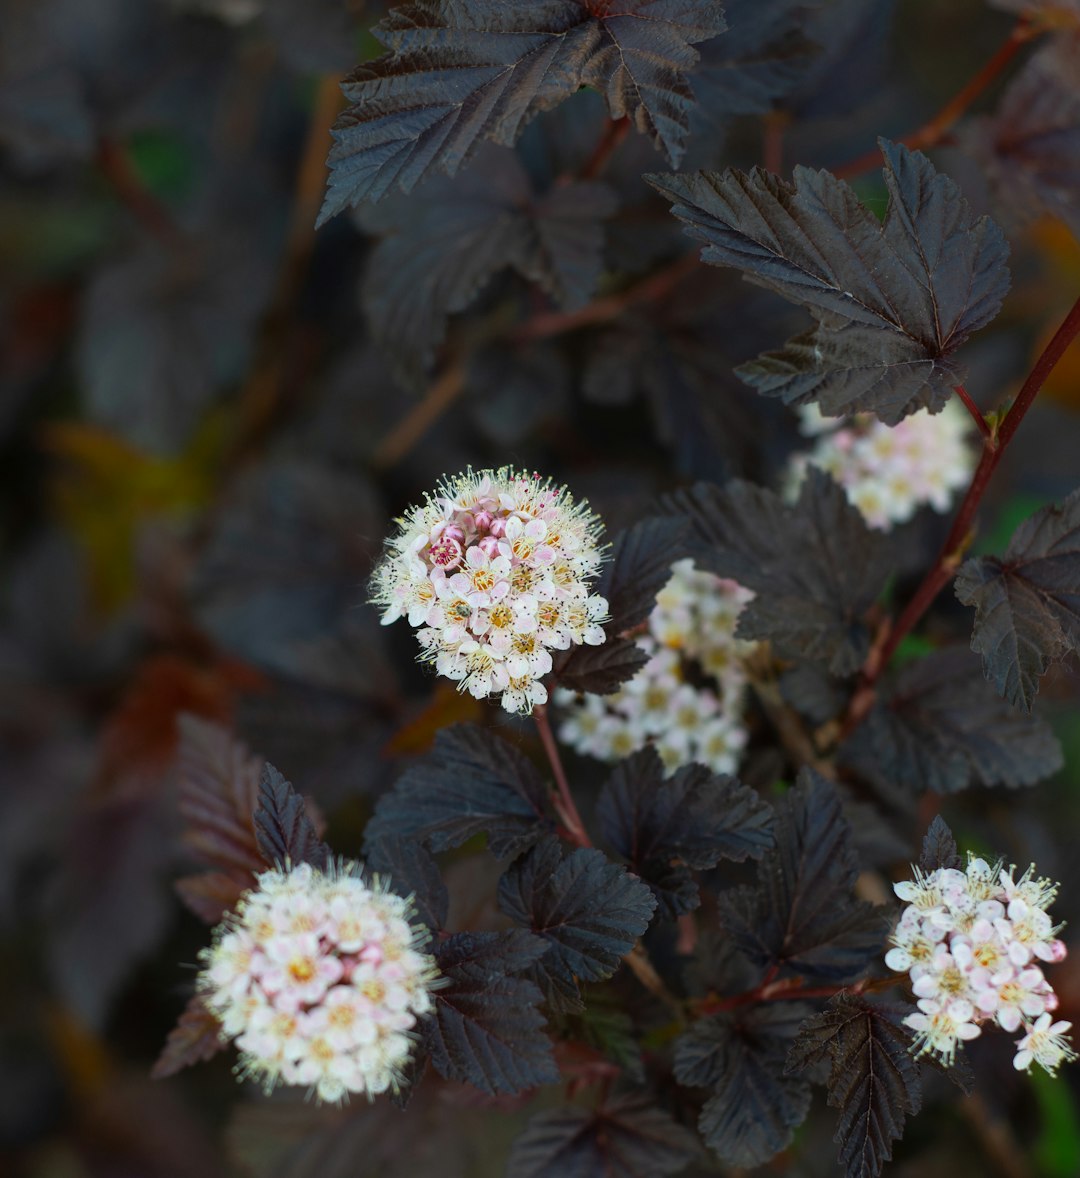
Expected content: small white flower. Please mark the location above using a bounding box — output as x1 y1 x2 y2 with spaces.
904 997 982 1065
889 854 1070 1076
198 861 440 1102
1014 1014 1077 1076
370 468 607 714
786 399 976 531
555 559 754 776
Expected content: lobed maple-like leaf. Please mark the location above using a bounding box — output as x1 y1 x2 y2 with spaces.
690 0 818 121
497 835 657 1011
506 1093 700 1178
596 748 774 917
424 930 558 1095
716 769 887 982
786 995 922 1178
253 763 331 871
319 0 727 220
965 33 1080 243
663 469 891 675
648 140 1010 424
839 647 1063 795
919 815 962 873
674 1004 813 1168
356 143 617 385
955 487 1080 712
364 835 448 933
364 723 552 858
151 993 225 1080
175 715 264 879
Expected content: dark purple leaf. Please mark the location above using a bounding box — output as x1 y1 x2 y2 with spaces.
319 0 726 218
840 647 1063 794
151 993 225 1080
663 469 891 675
919 816 961 873
648 141 1010 424
786 995 922 1178
356 143 617 384
596 748 774 917
675 1004 813 1168
716 769 888 982
364 724 552 859
955 486 1080 711
425 930 558 1095
254 763 331 871
506 1093 699 1178
497 835 657 1011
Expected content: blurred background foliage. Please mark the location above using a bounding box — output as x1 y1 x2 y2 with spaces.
2 0 1080 1175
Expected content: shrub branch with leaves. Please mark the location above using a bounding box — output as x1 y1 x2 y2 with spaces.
10 1 1080 1177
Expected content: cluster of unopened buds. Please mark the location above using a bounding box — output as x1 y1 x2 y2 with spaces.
198 862 439 1103
787 400 975 530
887 855 1074 1075
556 559 754 774
372 467 608 714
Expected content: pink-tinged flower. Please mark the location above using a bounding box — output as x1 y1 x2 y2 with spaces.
995 898 1060 966
555 559 755 776
786 399 975 531
1014 1014 1077 1076
950 918 1011 985
887 852 1070 1075
370 467 606 714
904 997 982 1065
448 546 511 607
977 966 1052 1032
261 933 344 1011
197 861 440 1103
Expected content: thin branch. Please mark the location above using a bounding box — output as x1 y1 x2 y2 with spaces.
96 137 188 251
954 383 993 441
622 940 684 1015
533 703 590 848
762 111 789 175
960 1092 1035 1178
229 74 345 461
510 252 700 343
846 292 1080 729
832 18 1038 181
370 356 468 471
578 116 631 182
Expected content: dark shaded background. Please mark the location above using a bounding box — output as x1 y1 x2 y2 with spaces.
3 0 1080 1174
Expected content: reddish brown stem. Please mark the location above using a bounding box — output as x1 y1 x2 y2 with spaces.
700 975 879 1016
833 19 1037 181
954 383 993 441
847 293 1080 726
579 117 631 182
96 137 187 250
763 111 789 175
534 703 590 848
511 252 699 343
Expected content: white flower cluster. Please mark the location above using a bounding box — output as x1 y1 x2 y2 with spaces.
787 401 975 530
198 862 439 1103
555 559 754 774
372 468 608 714
887 856 1074 1075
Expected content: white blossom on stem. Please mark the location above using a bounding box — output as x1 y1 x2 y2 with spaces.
198 861 440 1103
888 852 1072 1076
555 559 755 775
371 468 608 714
